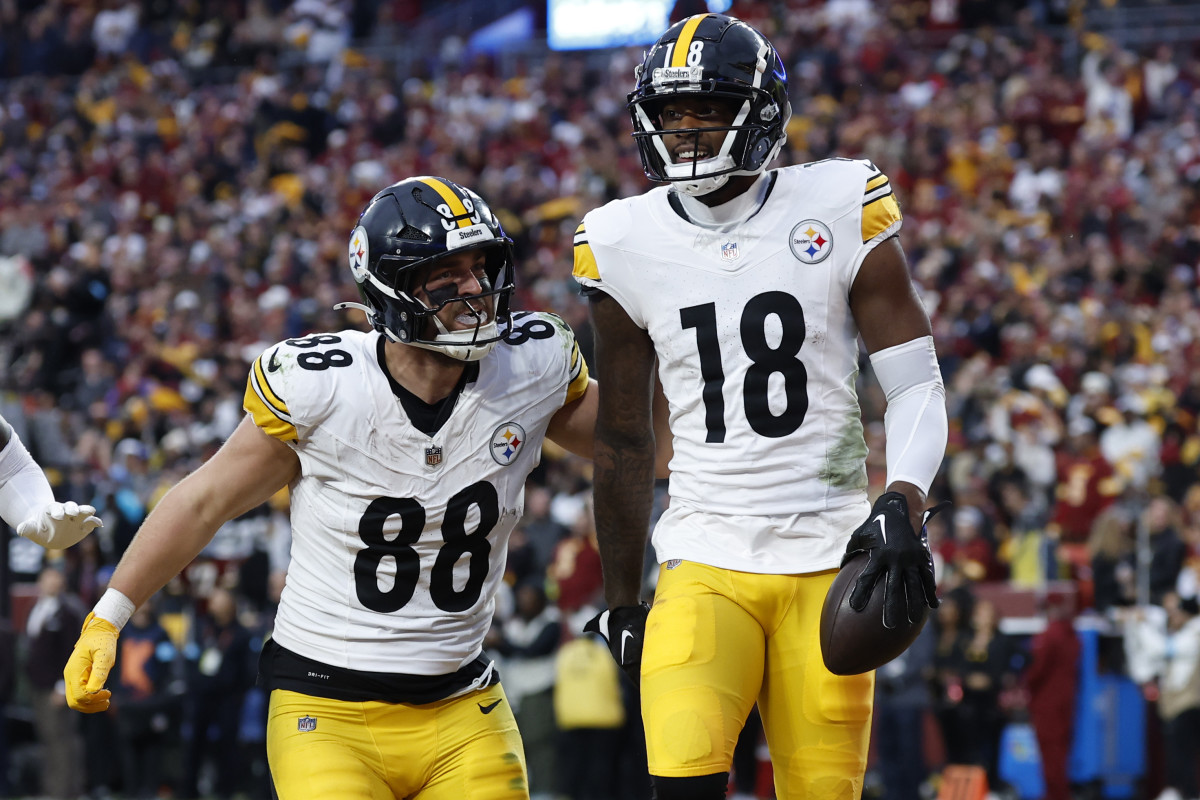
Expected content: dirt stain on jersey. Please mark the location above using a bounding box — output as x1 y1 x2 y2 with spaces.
820 415 868 488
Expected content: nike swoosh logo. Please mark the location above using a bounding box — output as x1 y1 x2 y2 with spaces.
874 513 888 544
478 699 503 714
267 348 282 373
620 630 635 664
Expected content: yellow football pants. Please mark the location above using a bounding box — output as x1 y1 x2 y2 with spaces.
266 684 528 800
641 561 875 800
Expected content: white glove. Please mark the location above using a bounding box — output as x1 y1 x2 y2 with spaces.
17 501 103 549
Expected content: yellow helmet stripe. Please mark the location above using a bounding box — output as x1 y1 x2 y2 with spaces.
671 14 709 67
418 177 470 228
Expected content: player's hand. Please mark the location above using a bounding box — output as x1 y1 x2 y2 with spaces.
584 603 650 686
17 501 103 549
843 493 949 629
64 613 119 713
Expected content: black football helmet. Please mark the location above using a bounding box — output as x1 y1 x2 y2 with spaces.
338 177 515 361
628 14 791 196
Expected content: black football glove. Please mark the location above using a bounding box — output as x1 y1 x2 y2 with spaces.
584 603 650 687
843 492 950 629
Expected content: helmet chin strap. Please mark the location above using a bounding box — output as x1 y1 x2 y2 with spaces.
672 154 734 197
414 301 500 362
408 325 500 362
334 299 500 361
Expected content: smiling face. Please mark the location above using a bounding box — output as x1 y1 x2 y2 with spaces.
411 249 496 337
659 95 742 164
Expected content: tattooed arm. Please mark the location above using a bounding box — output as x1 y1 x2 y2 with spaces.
588 293 658 608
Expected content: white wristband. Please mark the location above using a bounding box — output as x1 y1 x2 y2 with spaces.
92 588 136 631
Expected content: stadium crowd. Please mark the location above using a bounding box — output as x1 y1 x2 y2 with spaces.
2 0 1200 798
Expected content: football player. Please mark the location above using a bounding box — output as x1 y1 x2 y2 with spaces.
0 412 102 549
64 177 599 800
574 14 948 800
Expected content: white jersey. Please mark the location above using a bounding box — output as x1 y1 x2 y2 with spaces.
574 158 901 574
243 313 588 675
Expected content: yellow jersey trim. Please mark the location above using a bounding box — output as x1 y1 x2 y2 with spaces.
244 357 298 442
862 170 902 243
565 340 589 404
572 226 600 281
865 173 889 194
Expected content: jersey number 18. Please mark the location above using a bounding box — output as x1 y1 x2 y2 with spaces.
680 291 809 443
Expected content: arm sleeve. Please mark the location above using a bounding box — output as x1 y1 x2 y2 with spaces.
869 336 948 494
0 431 55 530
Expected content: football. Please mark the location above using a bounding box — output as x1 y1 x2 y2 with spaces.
819 551 930 676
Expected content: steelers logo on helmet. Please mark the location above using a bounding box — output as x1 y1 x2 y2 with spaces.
789 219 834 265
348 226 370 282
627 13 791 196
490 422 526 466
336 177 517 362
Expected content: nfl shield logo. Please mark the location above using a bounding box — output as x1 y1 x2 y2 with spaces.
721 242 739 261
297 716 317 732
425 445 443 468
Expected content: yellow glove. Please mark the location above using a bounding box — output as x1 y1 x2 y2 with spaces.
64 612 119 713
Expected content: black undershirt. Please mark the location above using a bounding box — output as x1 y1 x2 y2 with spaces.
375 335 478 436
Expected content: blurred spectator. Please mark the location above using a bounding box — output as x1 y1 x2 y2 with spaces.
1051 417 1120 544
1084 56 1134 141
1124 593 1200 800
874 621 936 800
520 484 569 570
553 629 626 800
1101 395 1162 492
549 495 604 616
178 586 255 800
997 479 1056 588
953 599 1020 786
932 589 973 767
113 599 179 800
1145 496 1189 606
24 566 86 800
1088 508 1138 613
489 581 561 800
940 506 999 583
92 1 140 57
0 616 14 799
1024 593 1080 800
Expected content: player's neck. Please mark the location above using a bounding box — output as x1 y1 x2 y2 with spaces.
381 339 466 404
673 173 769 230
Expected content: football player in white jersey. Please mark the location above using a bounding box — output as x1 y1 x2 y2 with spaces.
574 14 948 800
63 177 599 800
0 412 102 549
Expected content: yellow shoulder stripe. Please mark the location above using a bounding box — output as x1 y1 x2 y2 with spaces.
252 355 289 417
572 239 600 282
862 169 902 243
565 340 590 404
244 357 297 442
865 173 889 194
